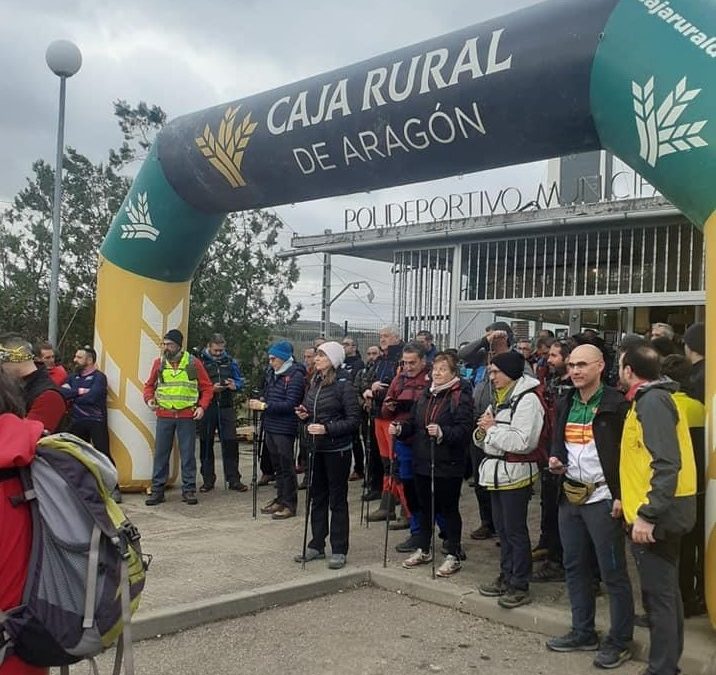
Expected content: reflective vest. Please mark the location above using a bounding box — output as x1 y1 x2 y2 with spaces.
620 391 697 525
155 352 199 410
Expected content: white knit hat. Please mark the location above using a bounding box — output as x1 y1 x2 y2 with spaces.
318 341 345 369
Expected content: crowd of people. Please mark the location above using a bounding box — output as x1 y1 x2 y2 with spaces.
0 319 707 675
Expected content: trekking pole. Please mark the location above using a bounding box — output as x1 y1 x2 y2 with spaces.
383 435 395 568
251 408 259 519
301 435 316 571
361 415 371 527
430 436 437 580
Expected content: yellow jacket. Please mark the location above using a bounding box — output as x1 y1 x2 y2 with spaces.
620 379 696 536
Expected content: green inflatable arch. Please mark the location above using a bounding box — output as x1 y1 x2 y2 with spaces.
95 0 716 625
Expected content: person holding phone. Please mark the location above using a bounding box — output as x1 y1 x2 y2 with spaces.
294 342 360 570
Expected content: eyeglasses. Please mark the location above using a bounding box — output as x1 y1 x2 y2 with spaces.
567 360 600 370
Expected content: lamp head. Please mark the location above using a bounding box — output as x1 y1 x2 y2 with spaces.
46 40 82 77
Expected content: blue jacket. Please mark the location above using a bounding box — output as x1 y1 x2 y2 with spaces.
199 348 244 407
262 361 306 436
61 368 108 422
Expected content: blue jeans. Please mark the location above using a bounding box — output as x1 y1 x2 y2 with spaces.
559 499 634 647
152 417 197 493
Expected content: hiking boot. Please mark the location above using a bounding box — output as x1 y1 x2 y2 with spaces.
348 471 364 482
470 524 495 540
260 499 280 514
478 575 509 597
395 534 421 553
367 492 396 522
294 547 325 563
546 630 599 652
328 554 347 569
199 482 215 493
436 554 461 577
271 506 296 520
361 489 382 502
182 490 198 505
531 560 565 583
389 516 410 530
228 481 248 492
402 548 432 568
531 544 548 562
145 491 165 506
497 588 531 609
593 638 632 669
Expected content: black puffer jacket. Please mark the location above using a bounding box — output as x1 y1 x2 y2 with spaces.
302 372 361 452
398 379 473 478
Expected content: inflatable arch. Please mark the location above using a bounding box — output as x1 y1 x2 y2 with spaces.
96 0 716 624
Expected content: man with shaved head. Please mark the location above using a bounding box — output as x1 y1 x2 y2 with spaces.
546 344 634 669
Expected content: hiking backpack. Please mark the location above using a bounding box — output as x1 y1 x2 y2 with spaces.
0 433 149 674
505 385 552 466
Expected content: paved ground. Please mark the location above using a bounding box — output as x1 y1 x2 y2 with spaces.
97 587 647 675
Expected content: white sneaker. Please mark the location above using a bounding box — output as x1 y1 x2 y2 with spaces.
436 554 462 577
402 548 432 568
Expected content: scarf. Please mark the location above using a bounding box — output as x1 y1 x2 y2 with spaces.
430 376 460 395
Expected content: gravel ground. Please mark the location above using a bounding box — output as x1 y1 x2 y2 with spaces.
88 587 646 675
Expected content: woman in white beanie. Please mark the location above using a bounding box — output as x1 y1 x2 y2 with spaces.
294 341 361 569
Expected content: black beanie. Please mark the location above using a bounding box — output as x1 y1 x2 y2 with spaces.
683 323 705 356
491 350 525 381
164 329 184 348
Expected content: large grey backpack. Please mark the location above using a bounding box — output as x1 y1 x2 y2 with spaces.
0 433 149 674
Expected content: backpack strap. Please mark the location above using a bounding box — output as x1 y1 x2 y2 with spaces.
82 525 102 629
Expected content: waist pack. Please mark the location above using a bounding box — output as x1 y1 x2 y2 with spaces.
562 476 605 505
0 433 149 674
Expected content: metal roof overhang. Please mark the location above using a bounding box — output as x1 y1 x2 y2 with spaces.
277 196 682 262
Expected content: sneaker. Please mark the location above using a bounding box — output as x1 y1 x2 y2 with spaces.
402 548 432 568
199 482 215 493
478 575 509 597
228 481 249 492
497 588 531 609
531 560 565 583
436 554 461 577
594 639 631 669
328 554 347 569
182 490 198 505
260 499 280 514
294 547 325 563
271 506 296 520
440 542 467 561
395 534 422 553
145 491 165 506
470 525 495 540
546 630 599 652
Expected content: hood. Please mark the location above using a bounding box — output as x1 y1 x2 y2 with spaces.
0 413 43 469
634 376 679 400
507 374 541 401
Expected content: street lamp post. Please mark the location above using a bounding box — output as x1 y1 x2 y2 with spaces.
45 39 82 347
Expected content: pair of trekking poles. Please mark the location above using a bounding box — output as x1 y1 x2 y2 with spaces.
361 416 438 579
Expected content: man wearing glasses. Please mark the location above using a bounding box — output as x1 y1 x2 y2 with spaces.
546 344 634 670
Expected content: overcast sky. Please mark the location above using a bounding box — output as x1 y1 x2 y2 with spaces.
2 0 551 325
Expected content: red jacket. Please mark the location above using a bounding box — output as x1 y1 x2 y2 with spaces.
142 353 213 418
47 365 68 387
381 367 431 423
0 414 46 675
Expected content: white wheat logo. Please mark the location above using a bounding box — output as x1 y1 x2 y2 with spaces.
120 192 160 242
633 76 708 168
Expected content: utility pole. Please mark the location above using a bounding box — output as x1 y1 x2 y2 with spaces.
320 253 332 338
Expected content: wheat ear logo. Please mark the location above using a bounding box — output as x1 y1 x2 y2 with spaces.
195 105 258 188
633 76 708 168
120 192 160 242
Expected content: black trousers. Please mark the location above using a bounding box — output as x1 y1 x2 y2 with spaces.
679 491 705 611
198 403 241 486
491 486 532 591
539 470 563 563
309 449 352 555
632 537 684 675
470 445 493 531
69 418 112 465
365 417 383 492
351 430 364 475
264 432 297 510
414 474 463 555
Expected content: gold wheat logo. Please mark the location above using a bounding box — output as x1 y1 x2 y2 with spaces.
195 105 258 188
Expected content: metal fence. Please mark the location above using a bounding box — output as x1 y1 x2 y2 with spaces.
272 319 383 357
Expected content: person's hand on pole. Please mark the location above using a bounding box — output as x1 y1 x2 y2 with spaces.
248 398 267 412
